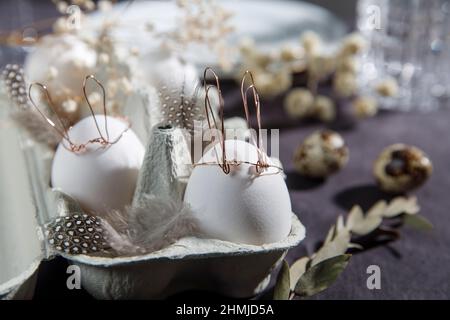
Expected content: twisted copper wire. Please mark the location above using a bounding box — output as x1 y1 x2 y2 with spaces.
240 70 270 173
28 75 130 153
28 82 71 142
197 68 282 176
83 75 110 143
203 67 230 174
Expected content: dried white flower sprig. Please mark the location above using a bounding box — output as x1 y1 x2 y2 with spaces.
85 24 135 118
28 3 135 128
237 30 399 122
51 0 113 14
146 0 235 71
284 88 314 119
274 196 432 300
284 32 367 122
237 38 299 97
284 89 335 122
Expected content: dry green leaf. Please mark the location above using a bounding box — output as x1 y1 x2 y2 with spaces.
289 257 310 290
351 214 382 236
384 197 420 217
294 254 351 298
336 215 345 232
346 205 364 231
311 228 351 266
348 242 364 250
289 196 425 299
367 200 387 218
324 224 336 244
403 214 433 231
346 204 383 236
274 260 291 300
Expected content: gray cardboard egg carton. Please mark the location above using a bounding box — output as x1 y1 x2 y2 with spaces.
0 113 305 300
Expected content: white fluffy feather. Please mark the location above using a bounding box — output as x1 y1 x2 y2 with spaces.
102 194 199 256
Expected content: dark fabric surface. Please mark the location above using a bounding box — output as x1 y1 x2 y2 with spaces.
224 81 450 300
33 81 450 300
2 0 449 300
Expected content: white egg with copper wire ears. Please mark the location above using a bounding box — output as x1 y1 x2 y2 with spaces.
184 139 292 245
51 115 145 216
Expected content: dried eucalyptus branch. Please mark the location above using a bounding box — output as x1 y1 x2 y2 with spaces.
273 196 432 300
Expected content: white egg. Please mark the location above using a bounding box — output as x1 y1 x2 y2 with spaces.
51 115 145 215
137 53 200 129
24 34 97 103
139 52 198 94
184 140 292 245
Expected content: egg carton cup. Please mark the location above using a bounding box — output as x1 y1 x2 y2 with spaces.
0 97 306 299
0 89 148 299
64 213 304 299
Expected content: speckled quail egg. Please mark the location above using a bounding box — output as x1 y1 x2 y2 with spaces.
293 130 349 178
374 144 432 193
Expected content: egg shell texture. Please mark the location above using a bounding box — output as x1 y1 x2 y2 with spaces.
51 115 145 215
184 140 292 245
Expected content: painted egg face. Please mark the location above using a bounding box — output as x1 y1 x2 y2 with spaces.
51 115 145 215
184 140 292 245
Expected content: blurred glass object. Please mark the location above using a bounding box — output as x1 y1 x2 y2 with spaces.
0 0 42 68
357 0 450 111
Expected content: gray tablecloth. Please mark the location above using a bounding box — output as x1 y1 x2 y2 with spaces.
221 80 450 300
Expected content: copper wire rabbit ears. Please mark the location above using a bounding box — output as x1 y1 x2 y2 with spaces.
200 67 282 176
28 75 130 153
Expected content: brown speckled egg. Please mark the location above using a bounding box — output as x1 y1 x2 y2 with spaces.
293 130 349 178
374 144 432 193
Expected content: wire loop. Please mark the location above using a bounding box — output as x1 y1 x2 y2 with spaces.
28 75 130 153
197 68 282 176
